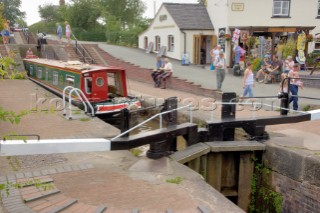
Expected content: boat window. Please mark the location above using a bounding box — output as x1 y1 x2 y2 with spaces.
30 66 33 75
66 75 75 87
53 72 59 85
45 71 49 81
96 77 104 87
85 77 92 94
37 69 42 79
107 72 123 96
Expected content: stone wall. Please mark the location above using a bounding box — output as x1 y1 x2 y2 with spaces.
263 142 320 213
271 171 320 213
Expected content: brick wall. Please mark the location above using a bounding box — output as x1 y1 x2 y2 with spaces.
271 171 320 213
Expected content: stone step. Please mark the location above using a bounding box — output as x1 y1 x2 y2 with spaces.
23 188 61 202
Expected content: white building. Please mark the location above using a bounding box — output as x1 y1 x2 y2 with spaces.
139 0 319 66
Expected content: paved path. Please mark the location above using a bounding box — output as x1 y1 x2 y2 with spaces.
0 80 120 140
97 43 320 108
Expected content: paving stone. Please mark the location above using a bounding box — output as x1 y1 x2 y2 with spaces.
32 171 42 177
24 189 60 202
47 198 78 213
56 167 65 173
95 205 107 213
0 176 7 182
48 169 57 174
86 163 94 169
79 164 88 170
41 169 49 175
6 174 17 181
71 165 80 171
62 165 72 172
24 172 33 178
15 172 25 179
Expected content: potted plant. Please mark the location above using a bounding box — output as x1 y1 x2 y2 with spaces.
224 34 232 41
246 36 256 49
306 34 314 42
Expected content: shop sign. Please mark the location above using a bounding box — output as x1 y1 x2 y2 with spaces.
231 3 244 11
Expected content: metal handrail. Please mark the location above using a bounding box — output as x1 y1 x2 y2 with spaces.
111 104 193 141
62 86 95 119
71 33 95 64
21 24 29 44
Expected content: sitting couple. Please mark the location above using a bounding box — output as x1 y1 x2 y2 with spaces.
151 56 173 89
256 55 282 83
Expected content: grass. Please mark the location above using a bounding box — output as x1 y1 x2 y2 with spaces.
79 117 90 122
166 176 183 184
130 148 143 157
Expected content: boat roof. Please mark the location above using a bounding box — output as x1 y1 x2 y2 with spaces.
24 58 124 73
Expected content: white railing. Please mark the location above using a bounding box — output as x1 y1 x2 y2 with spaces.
62 86 95 119
111 104 194 141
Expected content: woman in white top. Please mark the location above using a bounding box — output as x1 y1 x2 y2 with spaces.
284 56 294 75
242 61 254 97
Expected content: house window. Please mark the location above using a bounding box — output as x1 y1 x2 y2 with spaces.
318 0 320 16
315 34 320 51
272 0 290 17
155 36 161 51
53 72 59 85
168 35 174 52
144 36 148 49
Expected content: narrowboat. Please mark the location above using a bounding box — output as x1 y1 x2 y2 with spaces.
23 58 141 118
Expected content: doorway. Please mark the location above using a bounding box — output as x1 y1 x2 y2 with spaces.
193 35 217 65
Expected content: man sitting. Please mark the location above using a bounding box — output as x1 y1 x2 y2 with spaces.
151 56 164 87
157 58 173 89
255 55 272 83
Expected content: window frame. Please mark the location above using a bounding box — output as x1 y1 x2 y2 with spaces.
315 34 320 51
155 35 161 51
168 35 174 52
65 74 75 87
317 0 320 17
84 77 92 94
53 72 59 86
272 0 291 18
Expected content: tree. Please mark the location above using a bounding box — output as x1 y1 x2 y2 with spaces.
67 0 101 30
38 3 59 23
100 0 146 29
0 0 25 23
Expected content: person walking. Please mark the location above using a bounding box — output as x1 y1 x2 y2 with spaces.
56 22 63 44
214 50 226 90
288 63 303 111
65 21 71 46
242 61 254 98
3 20 10 44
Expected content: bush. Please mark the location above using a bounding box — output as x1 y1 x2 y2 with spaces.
283 37 296 60
28 21 56 34
252 58 262 72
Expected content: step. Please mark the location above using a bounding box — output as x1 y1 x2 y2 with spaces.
24 188 60 202
170 143 211 164
47 198 78 213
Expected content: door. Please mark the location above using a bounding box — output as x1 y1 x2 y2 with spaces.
193 35 201 64
92 72 108 101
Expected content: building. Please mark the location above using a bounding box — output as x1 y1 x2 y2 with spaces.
138 3 215 66
139 0 319 66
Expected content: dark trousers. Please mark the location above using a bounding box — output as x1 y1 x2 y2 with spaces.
151 71 161 85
